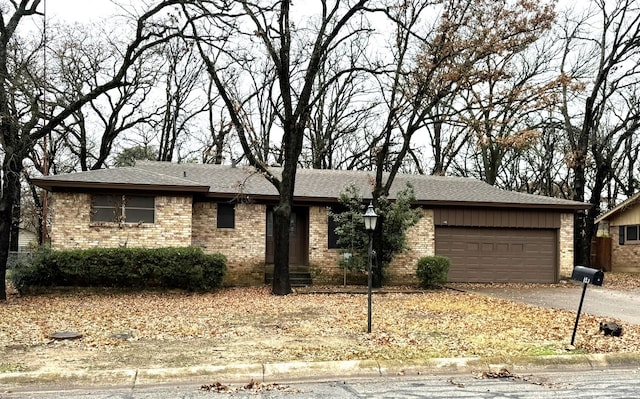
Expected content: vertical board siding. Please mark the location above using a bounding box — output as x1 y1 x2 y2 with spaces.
434 208 561 228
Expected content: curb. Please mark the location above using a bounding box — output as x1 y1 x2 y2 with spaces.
0 353 640 392
2 353 640 391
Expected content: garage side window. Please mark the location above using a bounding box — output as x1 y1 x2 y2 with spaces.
91 195 155 224
217 203 235 229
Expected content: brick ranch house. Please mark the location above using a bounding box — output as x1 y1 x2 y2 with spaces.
33 161 589 286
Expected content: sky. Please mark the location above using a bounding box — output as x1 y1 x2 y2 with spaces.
42 0 129 22
42 0 592 22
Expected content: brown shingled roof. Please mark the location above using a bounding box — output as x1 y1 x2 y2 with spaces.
32 161 589 210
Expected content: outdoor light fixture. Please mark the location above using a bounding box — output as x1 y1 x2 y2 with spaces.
364 202 378 333
364 202 378 231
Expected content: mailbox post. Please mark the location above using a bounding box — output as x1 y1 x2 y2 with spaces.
570 266 604 346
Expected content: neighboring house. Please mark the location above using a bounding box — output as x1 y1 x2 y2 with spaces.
17 228 38 252
33 162 589 286
594 193 640 273
7 227 37 269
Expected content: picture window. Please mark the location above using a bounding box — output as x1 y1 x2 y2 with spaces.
91 195 155 224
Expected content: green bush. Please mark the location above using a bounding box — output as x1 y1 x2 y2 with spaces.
11 246 58 291
416 256 450 289
10 246 226 293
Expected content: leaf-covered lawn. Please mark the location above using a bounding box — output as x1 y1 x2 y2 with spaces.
1 283 640 373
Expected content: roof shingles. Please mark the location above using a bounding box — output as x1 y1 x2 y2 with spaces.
32 161 588 210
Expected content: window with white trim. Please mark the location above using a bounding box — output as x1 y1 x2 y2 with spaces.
619 225 640 245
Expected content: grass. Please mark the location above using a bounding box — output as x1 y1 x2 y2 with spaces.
0 363 26 373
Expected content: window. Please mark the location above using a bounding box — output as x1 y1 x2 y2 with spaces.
91 195 155 224
328 212 339 249
217 203 235 229
620 225 640 245
327 205 348 249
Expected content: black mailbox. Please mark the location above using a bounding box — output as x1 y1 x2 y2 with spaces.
571 266 604 286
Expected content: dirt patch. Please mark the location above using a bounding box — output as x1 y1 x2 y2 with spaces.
1 285 640 374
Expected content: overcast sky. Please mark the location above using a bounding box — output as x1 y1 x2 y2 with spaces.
43 0 129 21
42 0 588 22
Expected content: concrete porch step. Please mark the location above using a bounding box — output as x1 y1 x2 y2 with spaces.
264 265 312 287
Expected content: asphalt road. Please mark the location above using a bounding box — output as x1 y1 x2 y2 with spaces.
4 367 640 398
465 283 640 325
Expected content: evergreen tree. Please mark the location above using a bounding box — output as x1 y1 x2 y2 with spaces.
331 184 422 282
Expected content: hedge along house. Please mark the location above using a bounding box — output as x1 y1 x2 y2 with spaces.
33 161 589 286
594 192 640 273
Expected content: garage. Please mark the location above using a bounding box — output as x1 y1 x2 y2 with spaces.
435 227 557 283
431 206 564 283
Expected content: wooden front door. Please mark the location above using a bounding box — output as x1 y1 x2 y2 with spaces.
266 207 309 265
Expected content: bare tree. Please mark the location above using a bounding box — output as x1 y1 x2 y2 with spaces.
457 36 560 187
156 37 207 162
557 0 640 265
179 0 372 295
363 0 555 286
0 0 182 300
301 33 378 170
41 22 162 171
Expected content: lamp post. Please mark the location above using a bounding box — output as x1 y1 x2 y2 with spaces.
363 202 378 333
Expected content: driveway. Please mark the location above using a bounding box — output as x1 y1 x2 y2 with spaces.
464 283 640 325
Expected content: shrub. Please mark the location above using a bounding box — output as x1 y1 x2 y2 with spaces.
10 245 58 292
331 183 422 282
11 246 226 293
416 256 450 289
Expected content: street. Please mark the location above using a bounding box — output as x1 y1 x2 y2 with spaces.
3 367 640 398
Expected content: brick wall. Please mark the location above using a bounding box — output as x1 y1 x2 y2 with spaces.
50 192 192 249
49 193 575 286
559 212 575 278
192 201 266 286
386 209 435 284
307 206 343 284
610 228 640 273
308 206 435 285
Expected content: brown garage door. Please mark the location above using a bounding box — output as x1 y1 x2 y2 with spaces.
435 227 557 283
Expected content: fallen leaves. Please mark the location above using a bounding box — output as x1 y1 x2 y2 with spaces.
200 380 296 394
599 273 640 290
0 285 639 374
481 368 514 379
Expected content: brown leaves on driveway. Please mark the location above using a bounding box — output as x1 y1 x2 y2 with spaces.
601 272 640 290
1 286 639 373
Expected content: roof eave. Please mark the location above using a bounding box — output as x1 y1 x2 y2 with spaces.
204 193 589 210
595 192 640 223
32 180 210 193
413 200 591 210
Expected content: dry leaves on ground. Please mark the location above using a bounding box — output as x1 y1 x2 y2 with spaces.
1 284 639 374
599 273 640 290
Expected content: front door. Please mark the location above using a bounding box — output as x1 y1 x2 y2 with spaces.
266 207 309 265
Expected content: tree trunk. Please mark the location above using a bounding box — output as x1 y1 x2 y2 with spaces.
572 151 588 265
9 190 20 252
271 163 296 296
372 216 383 288
0 154 22 300
272 202 292 295
370 186 384 288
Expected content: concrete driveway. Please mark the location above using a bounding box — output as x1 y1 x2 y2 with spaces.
463 283 640 325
